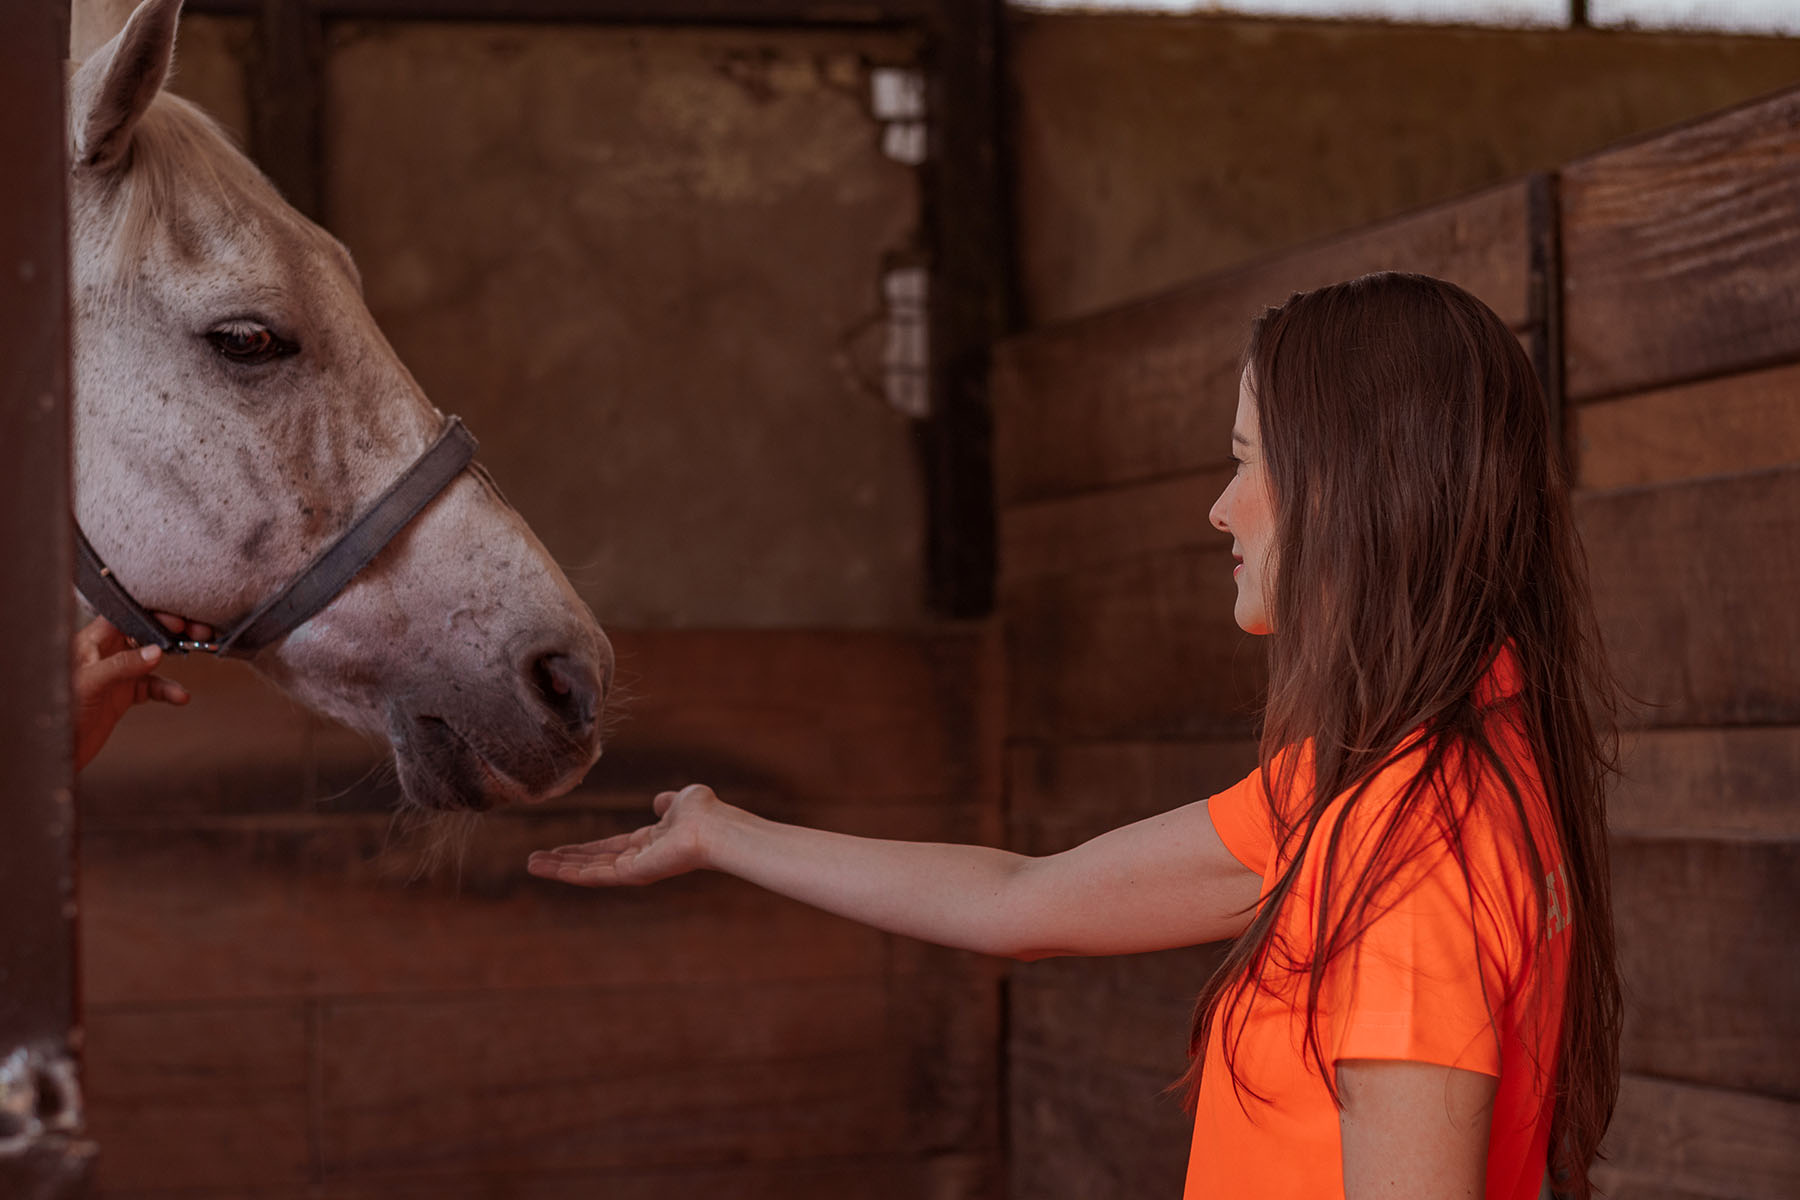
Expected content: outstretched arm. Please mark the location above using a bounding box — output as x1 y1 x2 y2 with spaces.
527 784 1263 959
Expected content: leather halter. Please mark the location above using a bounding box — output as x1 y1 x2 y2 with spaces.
76 416 478 658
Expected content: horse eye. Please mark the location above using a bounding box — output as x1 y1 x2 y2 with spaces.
207 321 293 365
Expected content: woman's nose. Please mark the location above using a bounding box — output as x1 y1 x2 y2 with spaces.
1209 483 1231 533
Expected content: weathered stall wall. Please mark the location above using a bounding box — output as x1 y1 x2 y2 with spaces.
165 15 930 631
1560 92 1800 1200
994 178 1551 1198
80 630 1002 1197
995 85 1800 1200
1009 13 1800 326
77 15 1000 1200
324 22 930 631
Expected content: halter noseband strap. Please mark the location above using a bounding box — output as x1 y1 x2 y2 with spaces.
75 416 478 658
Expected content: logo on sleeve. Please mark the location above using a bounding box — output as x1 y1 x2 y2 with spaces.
1544 861 1574 938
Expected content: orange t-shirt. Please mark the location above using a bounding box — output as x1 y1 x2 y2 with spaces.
1187 660 1571 1199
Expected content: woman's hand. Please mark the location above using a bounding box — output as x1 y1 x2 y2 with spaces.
72 612 212 772
527 784 723 886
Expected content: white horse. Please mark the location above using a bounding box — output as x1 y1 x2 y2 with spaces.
69 0 614 811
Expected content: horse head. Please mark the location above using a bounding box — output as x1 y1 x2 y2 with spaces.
68 0 614 811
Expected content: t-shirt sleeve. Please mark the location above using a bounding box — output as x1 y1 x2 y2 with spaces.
1207 766 1277 877
1322 820 1516 1078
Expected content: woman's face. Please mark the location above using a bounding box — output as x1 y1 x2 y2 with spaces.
1209 372 1277 636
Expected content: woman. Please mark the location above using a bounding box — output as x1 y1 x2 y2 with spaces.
528 272 1621 1199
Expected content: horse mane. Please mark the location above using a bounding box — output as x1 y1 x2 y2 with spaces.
90 93 271 289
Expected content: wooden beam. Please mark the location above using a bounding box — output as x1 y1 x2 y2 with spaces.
1005 544 1265 742
249 0 324 219
189 0 932 24
1562 86 1800 402
991 179 1538 506
1577 465 1800 728
1571 360 1800 490
1612 726 1800 840
1596 1074 1800 1200
919 0 1012 617
1614 838 1800 1096
0 0 95 1193
1527 171 1565 464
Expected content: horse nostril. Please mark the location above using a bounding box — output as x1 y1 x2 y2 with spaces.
530 652 600 739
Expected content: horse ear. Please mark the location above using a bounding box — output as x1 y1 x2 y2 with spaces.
69 0 184 172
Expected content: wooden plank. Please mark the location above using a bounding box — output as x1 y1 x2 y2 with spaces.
1612 838 1800 1097
992 178 1535 504
1006 545 1264 741
0 0 93 1192
248 0 324 219
79 627 1001 822
599 628 1001 815
1562 88 1800 402
1008 740 1259 856
1010 947 1228 1079
315 1153 996 1200
83 1004 312 1193
93 1157 996 1200
1596 1074 1800 1200
189 0 936 21
1572 361 1800 490
0 0 77 1065
1000 470 1230 588
1008 1051 1189 1200
922 0 1010 617
78 811 992 1005
1612 727 1800 840
316 977 993 1176
1576 465 1800 728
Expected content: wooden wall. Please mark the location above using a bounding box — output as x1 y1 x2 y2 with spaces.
1007 12 1800 328
78 631 1003 1198
1561 91 1800 1200
993 88 1800 1199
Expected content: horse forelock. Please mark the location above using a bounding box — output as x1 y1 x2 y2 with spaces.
87 94 275 293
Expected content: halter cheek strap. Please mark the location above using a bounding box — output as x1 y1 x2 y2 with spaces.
75 416 478 658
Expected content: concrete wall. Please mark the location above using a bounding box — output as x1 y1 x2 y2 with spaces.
1010 13 1800 324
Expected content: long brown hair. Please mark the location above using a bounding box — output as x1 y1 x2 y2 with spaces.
1180 272 1621 1195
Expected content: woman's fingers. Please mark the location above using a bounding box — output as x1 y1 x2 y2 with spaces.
72 615 126 665
77 643 164 695
145 675 191 705
541 830 644 858
526 847 628 886
152 611 215 642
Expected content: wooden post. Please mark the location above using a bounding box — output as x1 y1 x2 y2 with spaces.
0 0 98 1193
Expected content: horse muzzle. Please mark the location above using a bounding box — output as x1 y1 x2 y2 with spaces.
387 638 612 811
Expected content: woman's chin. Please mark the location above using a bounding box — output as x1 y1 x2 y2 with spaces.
1234 603 1272 637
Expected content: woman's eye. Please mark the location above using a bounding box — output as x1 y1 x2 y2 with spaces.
206 321 295 365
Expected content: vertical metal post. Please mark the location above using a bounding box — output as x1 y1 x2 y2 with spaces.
0 0 96 1195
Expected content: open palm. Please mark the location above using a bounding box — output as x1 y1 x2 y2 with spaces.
527 785 717 886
